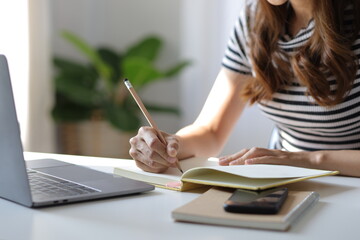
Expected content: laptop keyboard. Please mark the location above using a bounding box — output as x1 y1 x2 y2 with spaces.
27 169 101 199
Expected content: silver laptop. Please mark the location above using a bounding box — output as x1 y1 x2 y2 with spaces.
0 55 154 208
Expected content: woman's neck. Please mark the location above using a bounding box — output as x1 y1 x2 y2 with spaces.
288 0 313 36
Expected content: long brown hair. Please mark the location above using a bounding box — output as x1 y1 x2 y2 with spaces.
243 0 360 106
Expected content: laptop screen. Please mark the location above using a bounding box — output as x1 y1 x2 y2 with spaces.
0 55 33 207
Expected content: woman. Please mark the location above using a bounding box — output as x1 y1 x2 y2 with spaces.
129 0 360 177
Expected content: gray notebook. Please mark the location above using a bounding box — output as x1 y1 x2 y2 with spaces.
172 187 319 231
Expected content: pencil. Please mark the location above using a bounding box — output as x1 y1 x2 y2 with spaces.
123 78 183 173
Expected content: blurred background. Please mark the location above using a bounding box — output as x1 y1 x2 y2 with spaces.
0 0 273 158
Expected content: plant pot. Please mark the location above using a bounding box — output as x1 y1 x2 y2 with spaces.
57 120 134 159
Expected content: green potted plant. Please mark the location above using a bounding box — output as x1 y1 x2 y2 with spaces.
52 31 190 157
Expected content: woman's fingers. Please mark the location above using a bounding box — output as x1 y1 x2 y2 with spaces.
129 126 180 173
135 157 169 173
166 135 180 158
219 147 285 166
219 148 250 165
130 137 171 167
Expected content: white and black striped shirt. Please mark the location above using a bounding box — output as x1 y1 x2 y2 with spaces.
222 1 360 151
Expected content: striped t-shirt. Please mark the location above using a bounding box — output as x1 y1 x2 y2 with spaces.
222 1 360 151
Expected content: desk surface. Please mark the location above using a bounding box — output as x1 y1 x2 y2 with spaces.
0 152 359 240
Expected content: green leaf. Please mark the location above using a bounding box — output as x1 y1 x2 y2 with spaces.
124 36 162 61
55 75 103 106
164 61 192 78
145 103 180 116
105 104 141 132
54 57 98 88
122 57 164 88
51 100 93 122
54 57 88 73
61 31 113 90
98 48 121 84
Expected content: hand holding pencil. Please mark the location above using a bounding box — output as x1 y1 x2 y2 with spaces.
124 79 183 174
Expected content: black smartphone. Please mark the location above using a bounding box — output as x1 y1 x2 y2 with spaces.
224 187 288 214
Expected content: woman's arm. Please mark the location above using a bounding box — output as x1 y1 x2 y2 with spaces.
219 148 360 177
175 68 251 160
312 150 360 177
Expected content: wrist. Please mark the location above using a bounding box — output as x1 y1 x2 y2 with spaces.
174 134 194 160
308 151 326 168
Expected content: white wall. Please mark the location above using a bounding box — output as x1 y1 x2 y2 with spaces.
49 0 274 156
27 0 54 153
0 0 30 148
0 0 55 153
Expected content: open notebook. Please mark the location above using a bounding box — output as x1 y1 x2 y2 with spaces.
114 157 338 191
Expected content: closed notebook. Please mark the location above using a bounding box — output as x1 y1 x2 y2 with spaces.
113 157 338 191
172 187 319 231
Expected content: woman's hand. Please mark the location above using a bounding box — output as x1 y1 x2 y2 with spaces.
219 147 314 169
129 126 180 173
219 148 360 177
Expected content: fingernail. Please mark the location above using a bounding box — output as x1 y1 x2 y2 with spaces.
167 157 177 163
168 148 177 157
245 160 252 165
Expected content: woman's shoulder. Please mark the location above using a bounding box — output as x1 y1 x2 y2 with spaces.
244 0 258 14
237 0 258 30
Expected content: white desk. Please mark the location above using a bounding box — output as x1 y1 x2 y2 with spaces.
0 152 359 240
